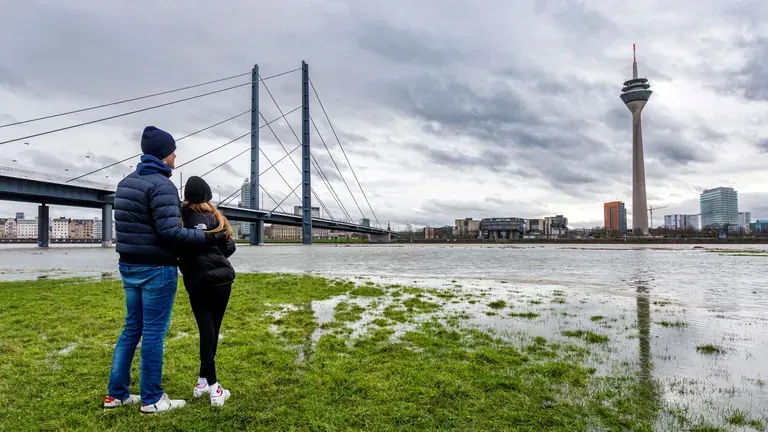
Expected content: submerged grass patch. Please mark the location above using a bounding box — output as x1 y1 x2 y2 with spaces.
0 274 668 430
349 285 385 297
488 300 507 310
696 344 725 355
562 330 610 344
658 320 688 328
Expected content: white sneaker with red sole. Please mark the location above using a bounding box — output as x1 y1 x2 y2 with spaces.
209 382 231 407
193 381 210 398
103 394 141 409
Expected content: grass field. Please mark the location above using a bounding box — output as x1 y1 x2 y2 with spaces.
0 273 666 431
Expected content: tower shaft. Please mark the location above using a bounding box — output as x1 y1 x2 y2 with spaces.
628 100 649 234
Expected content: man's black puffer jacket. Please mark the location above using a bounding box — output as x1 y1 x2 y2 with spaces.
177 206 236 289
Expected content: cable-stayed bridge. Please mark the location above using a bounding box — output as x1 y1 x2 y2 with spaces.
0 61 391 247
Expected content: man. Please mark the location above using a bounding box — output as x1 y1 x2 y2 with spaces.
103 126 228 414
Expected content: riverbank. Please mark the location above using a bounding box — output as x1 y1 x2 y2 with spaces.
1 273 759 431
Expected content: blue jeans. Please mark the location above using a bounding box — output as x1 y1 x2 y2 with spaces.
107 264 178 405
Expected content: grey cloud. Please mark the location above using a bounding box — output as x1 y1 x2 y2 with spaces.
757 138 768 153
356 20 463 66
415 145 519 174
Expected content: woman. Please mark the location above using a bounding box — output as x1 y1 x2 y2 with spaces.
178 176 236 407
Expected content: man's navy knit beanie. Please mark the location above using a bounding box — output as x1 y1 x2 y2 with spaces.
140 126 177 160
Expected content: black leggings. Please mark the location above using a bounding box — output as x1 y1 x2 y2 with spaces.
187 283 231 385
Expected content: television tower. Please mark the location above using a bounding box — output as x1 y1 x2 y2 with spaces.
620 44 652 235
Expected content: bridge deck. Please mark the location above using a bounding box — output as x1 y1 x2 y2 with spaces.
0 171 388 235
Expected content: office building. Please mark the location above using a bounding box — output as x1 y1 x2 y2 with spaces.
544 215 569 237
15 212 24 220
479 217 526 240
360 218 370 227
664 214 699 230
700 187 739 228
738 212 751 227
750 220 768 234
526 218 545 236
604 201 627 234
619 44 652 235
454 218 481 238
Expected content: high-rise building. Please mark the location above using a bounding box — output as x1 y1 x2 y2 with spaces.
15 212 24 220
664 214 699 230
240 178 251 209
359 218 370 227
700 187 739 228
620 44 652 235
239 179 252 236
738 212 751 227
604 201 627 234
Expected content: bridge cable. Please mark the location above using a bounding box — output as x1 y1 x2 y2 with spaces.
267 182 302 215
174 106 300 170
259 77 353 222
309 78 382 228
0 70 297 147
0 70 289 129
257 110 337 221
309 115 366 221
66 109 251 182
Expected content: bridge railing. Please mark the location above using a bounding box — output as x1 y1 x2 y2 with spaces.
0 166 114 191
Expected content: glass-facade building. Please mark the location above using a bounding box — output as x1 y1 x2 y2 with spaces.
699 187 739 228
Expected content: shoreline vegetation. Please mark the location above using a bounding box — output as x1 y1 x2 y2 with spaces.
0 273 758 431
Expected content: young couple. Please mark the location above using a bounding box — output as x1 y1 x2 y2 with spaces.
103 126 237 413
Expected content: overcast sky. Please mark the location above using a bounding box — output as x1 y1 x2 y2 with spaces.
1 0 766 229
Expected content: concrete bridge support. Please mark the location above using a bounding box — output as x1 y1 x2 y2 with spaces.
37 204 49 248
102 203 113 248
368 233 391 243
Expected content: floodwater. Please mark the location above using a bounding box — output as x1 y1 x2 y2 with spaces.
1 243 767 429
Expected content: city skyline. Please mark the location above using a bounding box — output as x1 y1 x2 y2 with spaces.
1 2 767 229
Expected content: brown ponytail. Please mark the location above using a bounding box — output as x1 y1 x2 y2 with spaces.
181 201 233 240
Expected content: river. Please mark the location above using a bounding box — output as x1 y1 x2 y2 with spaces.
1 243 766 428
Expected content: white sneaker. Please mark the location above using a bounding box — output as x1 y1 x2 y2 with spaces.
209 383 231 407
140 394 186 414
193 381 210 398
103 394 140 409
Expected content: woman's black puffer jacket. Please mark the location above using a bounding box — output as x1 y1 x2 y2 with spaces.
178 205 236 289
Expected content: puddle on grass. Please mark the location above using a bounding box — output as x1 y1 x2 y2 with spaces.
267 274 768 430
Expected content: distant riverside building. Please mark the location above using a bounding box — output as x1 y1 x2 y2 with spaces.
544 215 568 237
424 227 435 239
664 214 699 230
526 218 545 236
16 219 38 239
750 220 768 234
700 187 739 228
454 218 480 238
238 179 252 237
359 218 370 227
480 217 526 240
738 212 751 228
69 219 94 239
52 218 69 239
15 212 24 220
604 201 627 234
266 206 329 240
